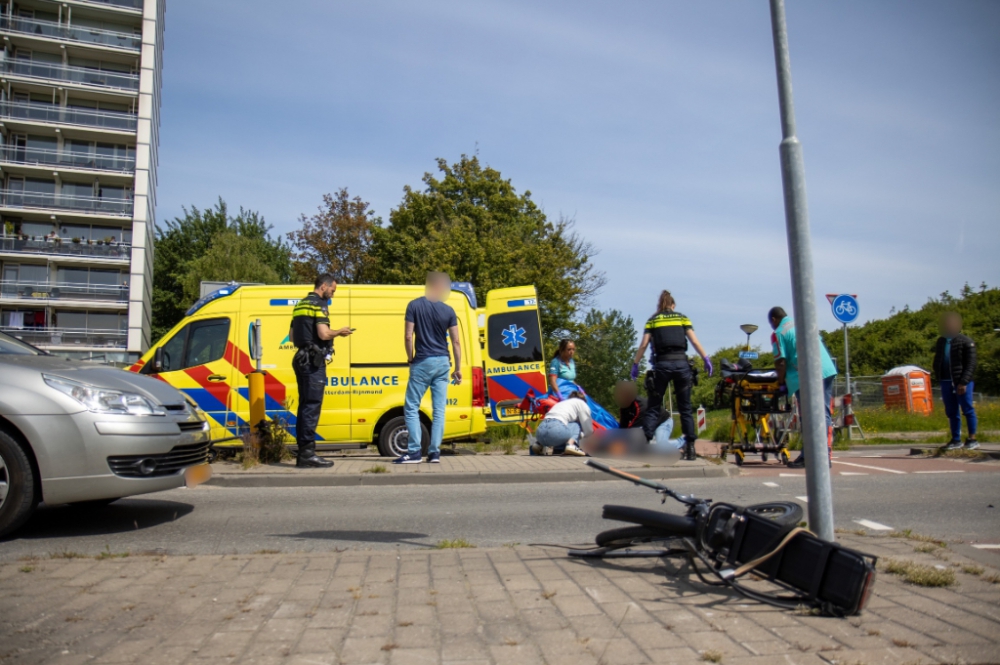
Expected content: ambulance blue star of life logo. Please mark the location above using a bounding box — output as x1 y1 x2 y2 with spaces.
502 324 527 349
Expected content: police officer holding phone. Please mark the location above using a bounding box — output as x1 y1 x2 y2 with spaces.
289 273 352 468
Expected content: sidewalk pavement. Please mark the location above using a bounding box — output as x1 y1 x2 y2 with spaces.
208 451 734 488
2 532 998 665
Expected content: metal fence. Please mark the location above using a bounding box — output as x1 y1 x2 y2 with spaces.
832 376 996 409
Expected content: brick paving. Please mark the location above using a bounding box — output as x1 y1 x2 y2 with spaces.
2 533 998 664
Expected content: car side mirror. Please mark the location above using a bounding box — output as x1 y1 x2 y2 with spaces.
152 346 165 374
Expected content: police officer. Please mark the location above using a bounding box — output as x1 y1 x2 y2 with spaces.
631 290 713 461
289 273 352 468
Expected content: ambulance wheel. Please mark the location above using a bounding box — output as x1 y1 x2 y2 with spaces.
377 417 430 458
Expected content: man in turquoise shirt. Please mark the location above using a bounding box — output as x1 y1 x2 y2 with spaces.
768 306 838 468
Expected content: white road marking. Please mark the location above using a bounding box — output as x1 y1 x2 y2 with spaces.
854 519 893 531
972 544 1000 550
840 472 868 476
763 482 780 488
832 460 906 474
859 455 884 458
914 470 965 474
795 496 809 502
780 473 804 477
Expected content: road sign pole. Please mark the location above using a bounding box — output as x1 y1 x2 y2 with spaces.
843 323 851 440
769 0 834 542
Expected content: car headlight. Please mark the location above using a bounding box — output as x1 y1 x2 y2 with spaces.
43 375 167 416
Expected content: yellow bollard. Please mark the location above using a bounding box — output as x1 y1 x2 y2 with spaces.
247 370 266 452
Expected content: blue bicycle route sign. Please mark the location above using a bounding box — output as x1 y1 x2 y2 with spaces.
831 294 859 325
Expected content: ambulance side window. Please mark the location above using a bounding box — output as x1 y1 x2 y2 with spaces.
151 318 230 373
185 319 230 367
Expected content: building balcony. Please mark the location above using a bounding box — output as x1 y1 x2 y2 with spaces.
2 59 139 93
0 325 126 349
0 101 138 133
0 145 135 174
0 16 141 52
0 235 131 261
74 0 144 12
0 189 133 217
1 279 128 304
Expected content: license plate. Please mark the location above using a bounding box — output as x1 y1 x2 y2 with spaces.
501 407 526 418
185 463 212 488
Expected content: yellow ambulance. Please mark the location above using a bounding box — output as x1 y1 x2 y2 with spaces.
129 282 547 457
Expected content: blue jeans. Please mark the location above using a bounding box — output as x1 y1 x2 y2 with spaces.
535 419 581 448
794 375 835 430
940 380 977 440
404 356 451 455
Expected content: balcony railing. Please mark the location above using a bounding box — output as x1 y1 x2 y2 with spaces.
0 189 133 216
77 0 144 10
0 16 141 51
0 101 138 131
0 325 126 348
2 59 139 92
0 236 131 259
1 280 128 302
0 145 135 173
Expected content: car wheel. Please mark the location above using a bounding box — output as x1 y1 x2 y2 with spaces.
377 416 429 458
0 430 38 539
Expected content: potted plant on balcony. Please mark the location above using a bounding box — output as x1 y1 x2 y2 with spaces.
71 237 80 244
3 220 13 237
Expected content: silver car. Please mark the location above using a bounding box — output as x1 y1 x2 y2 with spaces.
0 332 211 538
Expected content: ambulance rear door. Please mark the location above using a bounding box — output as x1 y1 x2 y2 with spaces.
482 286 547 423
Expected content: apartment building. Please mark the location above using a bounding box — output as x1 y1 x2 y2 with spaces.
0 0 163 363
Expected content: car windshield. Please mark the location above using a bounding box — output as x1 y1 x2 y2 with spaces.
0 331 44 355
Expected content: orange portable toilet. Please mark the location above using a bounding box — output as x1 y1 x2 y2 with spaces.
881 366 934 415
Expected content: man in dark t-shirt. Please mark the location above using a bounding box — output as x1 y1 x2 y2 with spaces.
395 272 463 464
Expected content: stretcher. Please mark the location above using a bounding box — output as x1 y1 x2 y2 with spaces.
714 359 792 466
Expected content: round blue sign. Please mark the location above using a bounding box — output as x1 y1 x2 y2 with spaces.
831 294 859 324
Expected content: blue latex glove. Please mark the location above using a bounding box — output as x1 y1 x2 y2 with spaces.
703 357 714 378
630 363 639 381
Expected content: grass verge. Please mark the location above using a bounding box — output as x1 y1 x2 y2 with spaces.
435 538 476 549
883 559 955 587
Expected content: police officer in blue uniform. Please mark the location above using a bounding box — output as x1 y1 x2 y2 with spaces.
631 290 713 461
289 274 352 468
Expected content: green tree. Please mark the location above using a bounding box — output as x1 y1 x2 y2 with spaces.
288 188 379 284
180 231 284 304
371 155 605 337
821 285 999 394
152 199 292 341
574 309 641 409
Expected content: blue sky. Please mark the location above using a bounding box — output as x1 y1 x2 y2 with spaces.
156 1 1000 354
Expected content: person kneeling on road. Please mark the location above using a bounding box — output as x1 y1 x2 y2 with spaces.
531 392 591 457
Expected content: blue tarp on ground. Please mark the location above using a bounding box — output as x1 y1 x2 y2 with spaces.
553 378 619 430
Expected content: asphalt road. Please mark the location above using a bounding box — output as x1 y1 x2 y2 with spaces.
1 471 997 560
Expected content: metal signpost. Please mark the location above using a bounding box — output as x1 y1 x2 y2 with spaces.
828 294 862 440
768 0 834 542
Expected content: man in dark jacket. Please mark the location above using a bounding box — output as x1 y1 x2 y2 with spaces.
933 312 978 450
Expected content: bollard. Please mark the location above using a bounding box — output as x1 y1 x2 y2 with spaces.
247 370 266 452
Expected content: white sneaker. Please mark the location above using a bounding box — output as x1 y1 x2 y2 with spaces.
562 443 587 457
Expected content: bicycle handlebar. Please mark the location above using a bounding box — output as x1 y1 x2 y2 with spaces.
586 459 702 506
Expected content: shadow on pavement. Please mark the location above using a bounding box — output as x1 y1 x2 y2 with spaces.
7 499 194 541
278 530 430 547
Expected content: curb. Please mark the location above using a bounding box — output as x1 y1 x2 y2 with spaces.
206 462 736 488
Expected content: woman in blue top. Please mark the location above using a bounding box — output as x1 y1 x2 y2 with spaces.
548 339 577 399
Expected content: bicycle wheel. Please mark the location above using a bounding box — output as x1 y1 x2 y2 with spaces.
595 526 679 548
746 501 803 527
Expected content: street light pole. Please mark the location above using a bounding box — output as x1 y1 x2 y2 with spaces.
768 0 835 541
